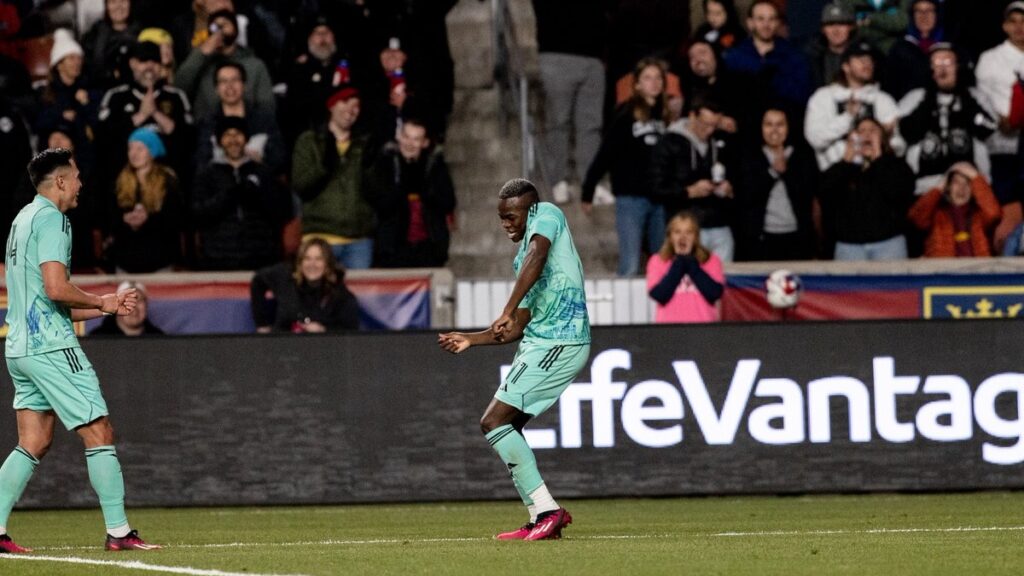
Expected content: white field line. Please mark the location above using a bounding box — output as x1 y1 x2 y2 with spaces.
28 525 1024 552
713 525 1024 537
0 554 308 576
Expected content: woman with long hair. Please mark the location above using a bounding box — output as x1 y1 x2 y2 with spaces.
583 57 672 276
250 237 360 333
646 211 725 323
82 0 140 89
103 127 183 272
694 0 746 53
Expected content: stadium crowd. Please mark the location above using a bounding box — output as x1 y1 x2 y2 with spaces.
0 0 1022 287
537 0 1024 277
0 0 458 277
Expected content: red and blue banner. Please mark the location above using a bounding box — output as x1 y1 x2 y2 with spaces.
723 274 1024 321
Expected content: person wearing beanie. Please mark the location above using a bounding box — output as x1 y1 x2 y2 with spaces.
804 2 858 90
102 124 184 273
291 86 377 269
882 0 945 101
82 0 141 90
193 60 285 175
174 7 275 121
283 17 355 146
192 113 291 270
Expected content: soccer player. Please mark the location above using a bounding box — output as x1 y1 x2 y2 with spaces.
438 178 590 541
0 149 160 553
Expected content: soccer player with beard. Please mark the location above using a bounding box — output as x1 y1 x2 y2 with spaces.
0 149 160 553
439 178 591 541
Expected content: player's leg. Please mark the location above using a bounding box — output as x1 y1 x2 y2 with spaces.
0 409 55 553
32 349 158 550
481 399 545 539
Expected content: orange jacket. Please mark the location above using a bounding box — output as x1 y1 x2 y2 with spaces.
908 176 1001 257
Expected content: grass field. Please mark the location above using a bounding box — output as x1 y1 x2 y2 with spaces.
1 491 1022 575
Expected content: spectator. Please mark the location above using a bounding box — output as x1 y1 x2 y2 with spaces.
0 96 32 229
194 61 285 175
372 119 456 268
805 2 858 91
646 210 724 323
174 8 275 121
250 237 360 333
682 40 741 135
137 27 176 83
908 162 1001 257
694 0 746 55
736 108 820 261
81 0 140 90
283 16 350 146
36 28 97 175
838 0 911 54
531 0 607 205
101 126 184 272
90 280 165 335
96 40 193 188
805 41 902 171
192 116 291 271
724 1 813 127
651 96 736 261
582 57 670 276
292 86 376 270
883 0 945 101
975 2 1024 253
820 117 916 260
899 44 996 195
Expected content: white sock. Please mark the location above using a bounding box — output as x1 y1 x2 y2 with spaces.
528 504 539 523
108 524 131 538
0 526 6 535
528 483 558 515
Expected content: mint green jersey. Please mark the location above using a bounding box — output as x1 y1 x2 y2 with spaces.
513 202 590 345
4 195 77 358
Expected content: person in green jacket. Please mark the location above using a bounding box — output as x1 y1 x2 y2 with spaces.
291 86 377 269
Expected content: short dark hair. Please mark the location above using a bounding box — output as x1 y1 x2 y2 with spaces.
27 148 74 188
498 178 539 200
748 0 781 19
402 117 431 139
215 61 247 83
689 94 722 115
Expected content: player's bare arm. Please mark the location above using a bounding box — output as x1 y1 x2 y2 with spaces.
42 261 138 318
439 309 530 353
492 234 550 337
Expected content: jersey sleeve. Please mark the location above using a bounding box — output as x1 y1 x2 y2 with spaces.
530 204 563 244
34 209 71 266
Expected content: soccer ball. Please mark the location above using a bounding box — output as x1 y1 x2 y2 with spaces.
764 270 802 309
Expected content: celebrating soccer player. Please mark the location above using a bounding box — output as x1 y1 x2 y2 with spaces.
438 178 591 540
0 149 160 553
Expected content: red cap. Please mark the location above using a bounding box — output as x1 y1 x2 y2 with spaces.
326 86 359 110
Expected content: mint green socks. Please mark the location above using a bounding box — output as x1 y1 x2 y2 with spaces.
485 425 544 504
0 447 39 529
85 446 128 530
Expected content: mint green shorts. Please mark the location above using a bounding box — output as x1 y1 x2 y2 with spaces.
6 348 109 430
495 342 590 417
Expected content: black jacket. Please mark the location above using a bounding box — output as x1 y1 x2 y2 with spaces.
650 122 733 228
820 156 916 244
583 104 665 202
371 145 456 267
250 262 360 332
735 144 819 259
192 158 292 271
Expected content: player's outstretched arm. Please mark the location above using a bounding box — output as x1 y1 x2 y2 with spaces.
438 309 529 354
41 262 138 317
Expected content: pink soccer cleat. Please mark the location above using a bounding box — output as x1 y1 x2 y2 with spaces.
0 534 32 553
494 522 535 540
523 508 572 541
105 530 162 551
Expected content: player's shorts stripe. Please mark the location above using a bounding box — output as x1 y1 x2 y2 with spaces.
537 347 558 370
540 346 564 371
62 349 82 373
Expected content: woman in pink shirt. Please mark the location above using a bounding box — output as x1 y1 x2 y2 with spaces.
646 211 725 323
